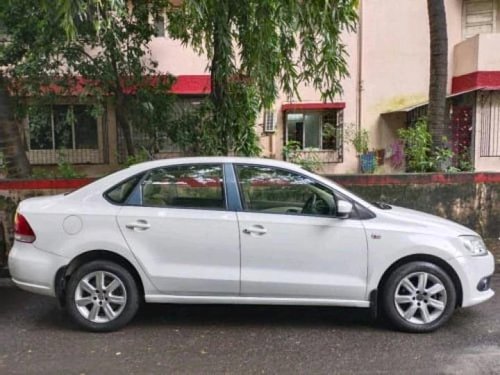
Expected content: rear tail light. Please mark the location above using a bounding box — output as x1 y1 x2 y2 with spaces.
14 212 36 243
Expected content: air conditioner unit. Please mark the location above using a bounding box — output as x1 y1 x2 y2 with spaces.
263 109 276 133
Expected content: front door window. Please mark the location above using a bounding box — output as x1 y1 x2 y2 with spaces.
235 165 337 216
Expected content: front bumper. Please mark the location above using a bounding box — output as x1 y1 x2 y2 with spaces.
449 251 495 308
8 241 69 297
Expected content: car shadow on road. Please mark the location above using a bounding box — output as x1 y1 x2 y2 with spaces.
6 285 489 334
3 286 387 332
132 303 384 331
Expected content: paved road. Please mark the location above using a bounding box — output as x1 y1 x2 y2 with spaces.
1 276 500 375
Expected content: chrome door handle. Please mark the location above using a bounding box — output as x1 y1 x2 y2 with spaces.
243 225 267 236
126 220 151 231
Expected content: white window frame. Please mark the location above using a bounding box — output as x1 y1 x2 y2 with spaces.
462 0 497 39
284 111 341 151
263 109 277 133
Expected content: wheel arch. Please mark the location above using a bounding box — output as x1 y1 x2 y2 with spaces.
55 250 145 306
376 254 463 308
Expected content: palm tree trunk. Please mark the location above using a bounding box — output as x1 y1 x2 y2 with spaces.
427 0 449 148
0 78 31 178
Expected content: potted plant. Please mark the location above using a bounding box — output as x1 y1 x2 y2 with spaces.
283 141 321 172
350 129 376 173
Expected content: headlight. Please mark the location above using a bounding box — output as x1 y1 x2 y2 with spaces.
460 236 488 256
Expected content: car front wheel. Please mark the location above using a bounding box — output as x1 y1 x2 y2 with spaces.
65 260 140 332
382 261 457 333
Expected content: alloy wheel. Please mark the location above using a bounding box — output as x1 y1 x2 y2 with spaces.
394 271 447 325
74 271 127 323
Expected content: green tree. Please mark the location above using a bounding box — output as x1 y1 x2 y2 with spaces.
0 79 31 177
0 0 174 159
167 0 358 155
427 0 449 149
0 0 126 177
54 0 125 40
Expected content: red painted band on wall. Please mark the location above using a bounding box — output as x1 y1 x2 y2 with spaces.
326 173 500 186
12 75 212 96
0 178 95 190
475 173 500 184
1 173 499 191
451 71 500 94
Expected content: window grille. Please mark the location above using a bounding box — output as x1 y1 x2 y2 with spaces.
25 104 106 165
479 91 500 157
284 109 344 163
263 109 276 133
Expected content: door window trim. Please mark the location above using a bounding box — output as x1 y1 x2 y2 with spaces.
232 163 358 219
103 172 145 206
121 163 229 212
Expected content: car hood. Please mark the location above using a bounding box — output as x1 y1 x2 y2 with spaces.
377 204 478 237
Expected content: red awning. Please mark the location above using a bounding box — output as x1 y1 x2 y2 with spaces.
12 74 211 96
123 74 211 95
281 102 345 112
170 75 211 95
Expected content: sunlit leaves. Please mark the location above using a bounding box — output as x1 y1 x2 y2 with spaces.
167 0 358 105
53 0 125 40
165 0 357 156
0 0 175 157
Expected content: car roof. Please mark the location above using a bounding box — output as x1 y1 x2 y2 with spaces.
128 156 304 172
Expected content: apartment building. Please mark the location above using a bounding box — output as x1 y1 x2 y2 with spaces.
21 0 500 175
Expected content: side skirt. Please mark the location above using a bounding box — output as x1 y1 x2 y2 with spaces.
145 294 370 307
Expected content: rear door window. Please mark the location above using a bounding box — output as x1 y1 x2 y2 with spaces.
139 164 226 210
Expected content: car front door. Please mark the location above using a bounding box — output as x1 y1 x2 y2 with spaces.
116 163 240 295
235 164 368 301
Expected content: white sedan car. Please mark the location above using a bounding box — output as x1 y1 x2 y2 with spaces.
8 157 495 332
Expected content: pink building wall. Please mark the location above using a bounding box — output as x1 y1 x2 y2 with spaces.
145 0 499 173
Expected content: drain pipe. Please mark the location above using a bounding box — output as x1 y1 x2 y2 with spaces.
356 0 364 134
355 0 364 172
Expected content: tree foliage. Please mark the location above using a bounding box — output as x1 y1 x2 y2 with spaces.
0 80 31 177
398 118 434 172
0 0 125 177
53 0 125 40
168 82 261 156
167 0 358 155
0 0 174 158
0 0 358 165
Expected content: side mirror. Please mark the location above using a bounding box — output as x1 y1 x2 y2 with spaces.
337 200 353 218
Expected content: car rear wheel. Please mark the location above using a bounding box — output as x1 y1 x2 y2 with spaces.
382 261 456 333
65 260 140 332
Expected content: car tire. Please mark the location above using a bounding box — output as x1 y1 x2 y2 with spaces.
382 261 456 333
65 260 140 332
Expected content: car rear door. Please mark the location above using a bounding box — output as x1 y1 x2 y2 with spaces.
116 163 240 295
234 164 368 301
